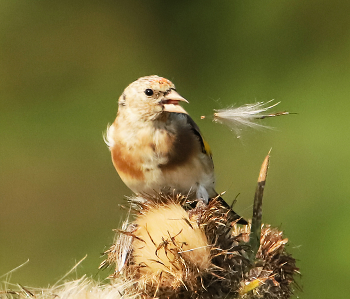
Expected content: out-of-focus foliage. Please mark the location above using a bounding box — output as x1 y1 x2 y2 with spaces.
1 1 349 298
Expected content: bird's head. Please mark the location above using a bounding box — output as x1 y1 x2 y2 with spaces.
117 75 188 121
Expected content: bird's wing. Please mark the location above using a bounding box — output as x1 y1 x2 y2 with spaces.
183 114 213 159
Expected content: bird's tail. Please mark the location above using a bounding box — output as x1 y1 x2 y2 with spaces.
211 196 248 225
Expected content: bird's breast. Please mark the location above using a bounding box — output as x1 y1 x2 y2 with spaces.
109 122 177 185
109 119 210 195
110 142 145 181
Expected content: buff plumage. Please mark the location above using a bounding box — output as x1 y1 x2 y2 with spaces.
105 75 246 224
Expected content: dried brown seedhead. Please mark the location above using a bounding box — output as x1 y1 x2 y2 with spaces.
102 194 298 299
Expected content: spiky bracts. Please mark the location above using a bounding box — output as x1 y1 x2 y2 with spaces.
239 225 299 299
101 195 298 299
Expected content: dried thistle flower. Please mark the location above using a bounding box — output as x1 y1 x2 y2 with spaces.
2 154 299 299
0 258 135 299
0 276 134 299
238 225 299 299
102 194 298 299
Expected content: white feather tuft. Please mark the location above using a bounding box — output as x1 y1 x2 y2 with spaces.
103 124 115 149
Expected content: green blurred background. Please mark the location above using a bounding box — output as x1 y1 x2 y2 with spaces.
1 1 350 297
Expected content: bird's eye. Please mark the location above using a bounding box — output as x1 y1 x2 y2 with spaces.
144 89 154 96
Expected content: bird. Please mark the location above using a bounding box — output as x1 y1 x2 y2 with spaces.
105 75 247 224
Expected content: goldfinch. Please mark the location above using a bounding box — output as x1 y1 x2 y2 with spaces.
105 75 246 224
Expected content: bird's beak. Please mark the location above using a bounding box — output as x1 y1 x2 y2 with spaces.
161 89 189 114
